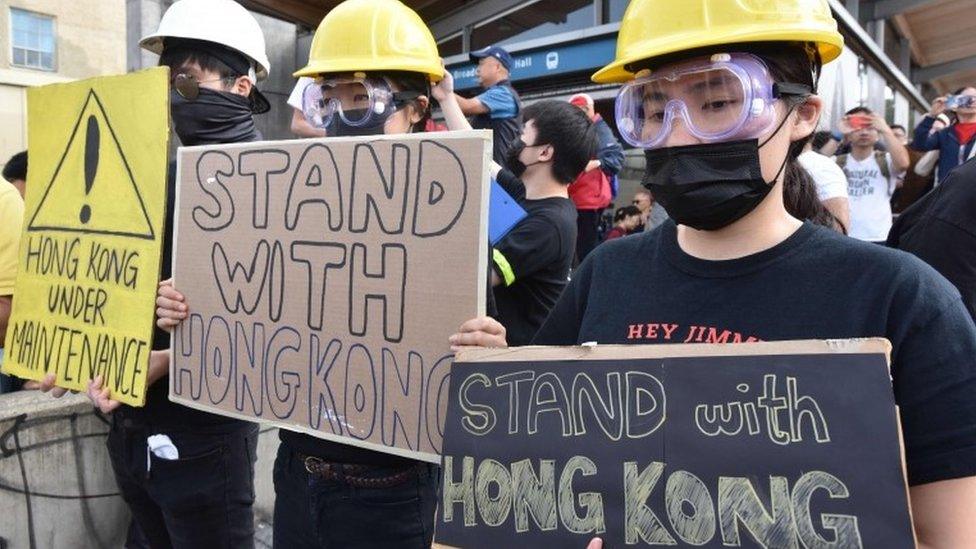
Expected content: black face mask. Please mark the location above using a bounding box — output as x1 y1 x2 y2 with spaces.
504 140 528 176
170 88 259 146
504 140 548 178
641 110 794 231
326 108 392 137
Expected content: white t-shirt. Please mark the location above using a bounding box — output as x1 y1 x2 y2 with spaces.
287 77 315 110
798 150 848 201
840 152 897 241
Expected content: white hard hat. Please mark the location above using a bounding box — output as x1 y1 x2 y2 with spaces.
140 0 270 81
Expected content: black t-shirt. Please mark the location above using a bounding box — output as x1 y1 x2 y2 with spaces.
534 220 976 486
888 159 976 320
115 163 249 432
492 172 577 346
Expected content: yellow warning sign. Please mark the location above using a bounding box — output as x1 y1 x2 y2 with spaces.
2 68 169 406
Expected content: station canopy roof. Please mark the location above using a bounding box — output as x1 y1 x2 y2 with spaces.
241 0 976 96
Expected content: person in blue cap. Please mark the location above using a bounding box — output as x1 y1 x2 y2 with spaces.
451 45 523 164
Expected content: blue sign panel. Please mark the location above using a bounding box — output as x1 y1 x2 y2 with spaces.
448 35 617 90
488 178 527 246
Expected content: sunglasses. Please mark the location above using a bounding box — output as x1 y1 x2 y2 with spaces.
171 73 237 100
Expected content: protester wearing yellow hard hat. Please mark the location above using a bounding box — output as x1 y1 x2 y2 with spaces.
592 0 842 84
286 0 443 140
454 2 976 547
294 0 443 81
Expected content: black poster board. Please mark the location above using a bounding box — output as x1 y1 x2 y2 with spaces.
435 340 914 548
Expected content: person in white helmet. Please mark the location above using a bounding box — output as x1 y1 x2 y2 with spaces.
39 1 268 547
154 1 450 546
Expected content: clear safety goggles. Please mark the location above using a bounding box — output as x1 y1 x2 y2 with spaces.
301 76 422 129
614 53 810 149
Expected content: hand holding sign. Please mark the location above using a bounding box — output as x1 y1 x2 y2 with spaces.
37 373 72 398
86 375 122 414
155 278 187 331
435 340 915 548
449 316 507 352
1 68 169 406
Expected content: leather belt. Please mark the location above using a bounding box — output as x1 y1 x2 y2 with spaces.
300 455 418 488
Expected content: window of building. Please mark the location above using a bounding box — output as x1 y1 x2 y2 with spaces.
10 8 56 71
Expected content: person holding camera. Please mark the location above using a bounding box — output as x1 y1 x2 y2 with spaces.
912 86 976 182
835 107 909 242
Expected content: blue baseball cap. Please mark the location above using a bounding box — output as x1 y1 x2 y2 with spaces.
470 46 513 71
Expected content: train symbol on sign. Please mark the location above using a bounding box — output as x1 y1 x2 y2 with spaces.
546 51 559 70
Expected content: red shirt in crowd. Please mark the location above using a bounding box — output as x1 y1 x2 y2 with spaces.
954 122 976 146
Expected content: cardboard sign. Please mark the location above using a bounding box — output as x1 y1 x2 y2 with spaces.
2 68 170 406
436 340 915 548
169 131 490 462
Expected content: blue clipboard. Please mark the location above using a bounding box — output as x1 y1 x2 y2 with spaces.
489 178 527 245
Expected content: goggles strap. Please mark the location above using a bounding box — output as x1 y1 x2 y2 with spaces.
772 82 812 98
393 90 423 104
768 146 791 186
758 102 797 149
759 102 801 185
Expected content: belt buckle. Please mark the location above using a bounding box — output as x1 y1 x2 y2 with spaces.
303 456 330 476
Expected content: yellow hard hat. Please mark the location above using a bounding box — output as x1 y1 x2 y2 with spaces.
593 0 844 84
295 0 444 81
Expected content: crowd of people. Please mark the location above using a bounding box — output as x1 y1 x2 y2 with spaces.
0 0 975 547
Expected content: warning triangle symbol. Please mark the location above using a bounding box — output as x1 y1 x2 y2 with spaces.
28 89 156 240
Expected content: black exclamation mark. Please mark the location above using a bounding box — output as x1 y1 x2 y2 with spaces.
80 114 99 224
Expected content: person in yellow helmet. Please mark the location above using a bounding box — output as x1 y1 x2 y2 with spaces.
155 0 443 547
453 1 976 546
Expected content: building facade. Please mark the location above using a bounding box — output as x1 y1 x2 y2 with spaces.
0 0 127 172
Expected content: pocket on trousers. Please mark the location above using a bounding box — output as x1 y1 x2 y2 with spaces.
320 479 428 547
148 445 227 512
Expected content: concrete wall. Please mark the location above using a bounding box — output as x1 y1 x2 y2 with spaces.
0 390 281 548
126 0 169 73
254 428 280 521
0 84 27 167
0 392 128 549
0 0 126 173
251 11 300 142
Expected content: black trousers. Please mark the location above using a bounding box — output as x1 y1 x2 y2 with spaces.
576 208 603 264
272 442 438 548
107 419 259 549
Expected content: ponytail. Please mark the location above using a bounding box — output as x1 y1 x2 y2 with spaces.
752 44 845 234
